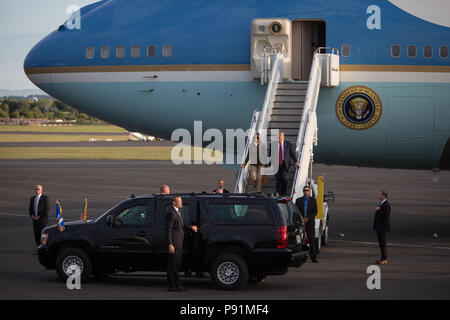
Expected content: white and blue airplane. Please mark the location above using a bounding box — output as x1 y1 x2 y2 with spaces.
24 0 450 171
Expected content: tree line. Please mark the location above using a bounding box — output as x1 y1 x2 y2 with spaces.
0 97 99 123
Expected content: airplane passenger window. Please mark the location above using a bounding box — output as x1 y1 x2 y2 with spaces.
86 47 94 59
424 45 433 58
131 45 141 58
101 46 110 59
341 44 351 57
440 46 449 58
147 45 156 58
163 45 172 58
407 45 417 58
391 45 401 58
116 46 125 58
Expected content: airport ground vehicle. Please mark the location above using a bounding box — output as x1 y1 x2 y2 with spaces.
308 177 334 254
38 194 308 290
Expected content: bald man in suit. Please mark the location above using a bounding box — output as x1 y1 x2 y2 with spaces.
166 196 198 292
28 185 49 249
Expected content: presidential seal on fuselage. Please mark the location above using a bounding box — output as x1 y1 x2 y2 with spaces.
335 86 382 130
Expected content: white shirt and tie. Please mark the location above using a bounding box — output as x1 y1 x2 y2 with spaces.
34 194 42 216
278 141 285 163
172 205 183 226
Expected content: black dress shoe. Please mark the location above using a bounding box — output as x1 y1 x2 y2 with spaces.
168 287 179 292
177 286 186 291
311 259 319 263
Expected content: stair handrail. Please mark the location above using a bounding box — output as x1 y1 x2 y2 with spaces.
257 53 284 139
291 53 322 201
234 110 260 193
235 53 283 193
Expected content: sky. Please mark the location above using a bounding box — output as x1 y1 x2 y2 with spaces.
0 0 98 90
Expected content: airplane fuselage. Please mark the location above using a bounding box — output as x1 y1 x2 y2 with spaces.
24 0 450 170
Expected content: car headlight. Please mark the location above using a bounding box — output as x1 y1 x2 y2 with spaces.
41 233 49 246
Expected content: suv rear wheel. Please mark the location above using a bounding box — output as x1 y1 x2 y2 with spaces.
210 253 249 290
55 248 92 283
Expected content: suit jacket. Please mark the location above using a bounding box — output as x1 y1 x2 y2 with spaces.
269 140 298 170
29 194 49 225
244 141 267 166
165 207 191 249
295 196 318 222
373 200 391 232
212 188 230 194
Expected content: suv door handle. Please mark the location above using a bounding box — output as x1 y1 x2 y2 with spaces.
136 231 150 237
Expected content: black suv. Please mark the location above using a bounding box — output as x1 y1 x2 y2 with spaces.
38 194 308 290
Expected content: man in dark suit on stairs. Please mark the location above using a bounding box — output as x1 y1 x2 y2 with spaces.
28 184 49 251
274 132 300 196
166 195 198 292
374 191 391 265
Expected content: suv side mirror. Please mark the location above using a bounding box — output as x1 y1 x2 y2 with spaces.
106 215 115 227
324 191 335 203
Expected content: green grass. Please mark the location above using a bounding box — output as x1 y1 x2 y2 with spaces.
0 125 126 133
0 147 222 161
0 134 128 143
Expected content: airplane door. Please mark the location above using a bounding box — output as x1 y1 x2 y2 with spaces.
292 21 326 81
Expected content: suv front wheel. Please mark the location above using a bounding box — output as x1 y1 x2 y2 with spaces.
210 253 249 290
55 248 92 283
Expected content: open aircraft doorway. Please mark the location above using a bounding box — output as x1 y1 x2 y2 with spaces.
292 20 326 81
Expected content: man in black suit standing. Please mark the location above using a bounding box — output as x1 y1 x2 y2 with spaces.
374 191 391 265
274 132 300 196
295 186 319 263
166 195 198 292
28 184 49 250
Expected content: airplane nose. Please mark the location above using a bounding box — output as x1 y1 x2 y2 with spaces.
24 32 58 93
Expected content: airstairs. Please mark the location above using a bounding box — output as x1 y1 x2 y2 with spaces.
235 48 339 201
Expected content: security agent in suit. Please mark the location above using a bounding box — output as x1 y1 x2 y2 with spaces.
373 191 391 265
28 184 49 248
295 186 319 263
165 195 198 292
271 132 300 196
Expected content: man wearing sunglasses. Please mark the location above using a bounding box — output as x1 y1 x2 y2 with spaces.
295 186 319 263
28 185 49 251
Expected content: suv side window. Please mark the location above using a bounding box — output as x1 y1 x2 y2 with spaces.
287 201 303 226
155 198 196 226
164 203 194 225
278 203 292 225
115 204 148 226
207 202 273 225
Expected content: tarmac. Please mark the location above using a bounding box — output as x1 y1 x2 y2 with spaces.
0 159 449 300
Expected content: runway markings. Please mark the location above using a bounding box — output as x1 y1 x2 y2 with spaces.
0 212 29 218
330 239 450 250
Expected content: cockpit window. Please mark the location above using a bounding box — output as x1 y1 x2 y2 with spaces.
86 47 95 59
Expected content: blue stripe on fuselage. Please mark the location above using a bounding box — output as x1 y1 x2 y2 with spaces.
24 0 450 69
